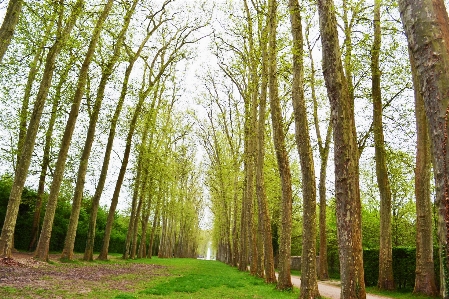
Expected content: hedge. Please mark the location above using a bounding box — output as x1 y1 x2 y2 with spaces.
328 246 440 291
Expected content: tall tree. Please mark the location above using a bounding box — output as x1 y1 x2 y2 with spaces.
35 0 114 261
255 5 276 284
0 0 84 258
398 0 449 296
371 0 394 290
305 15 332 280
0 0 23 63
61 0 138 261
239 0 258 275
410 50 438 296
316 0 366 297
288 0 320 297
267 0 293 290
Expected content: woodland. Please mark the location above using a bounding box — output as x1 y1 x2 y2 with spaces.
0 0 449 299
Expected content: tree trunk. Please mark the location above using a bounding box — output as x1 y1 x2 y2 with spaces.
16 18 54 170
399 1 449 296
123 153 143 260
255 10 276 284
241 0 258 276
288 1 320 297
97 94 145 261
28 57 74 251
0 0 23 63
35 0 113 261
317 0 366 298
398 1 449 295
0 0 84 258
306 21 332 281
267 0 293 290
372 0 394 290
410 49 438 296
148 198 160 258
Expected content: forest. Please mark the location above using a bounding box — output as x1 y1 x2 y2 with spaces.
0 0 449 298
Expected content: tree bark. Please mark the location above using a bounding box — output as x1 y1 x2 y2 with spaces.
35 0 114 261
0 0 23 63
28 56 75 251
267 0 293 290
0 0 84 258
317 0 366 298
306 21 332 281
372 0 394 290
288 1 320 297
255 9 276 284
410 49 438 296
16 18 54 170
398 1 449 296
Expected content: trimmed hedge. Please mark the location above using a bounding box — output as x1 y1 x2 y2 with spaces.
328 246 440 291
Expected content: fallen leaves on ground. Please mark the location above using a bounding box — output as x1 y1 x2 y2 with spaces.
0 252 167 298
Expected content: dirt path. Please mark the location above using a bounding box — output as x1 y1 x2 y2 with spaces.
290 275 393 299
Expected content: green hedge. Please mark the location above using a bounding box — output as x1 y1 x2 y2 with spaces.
0 174 128 254
328 246 440 291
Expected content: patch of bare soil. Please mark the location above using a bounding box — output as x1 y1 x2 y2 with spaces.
0 252 167 298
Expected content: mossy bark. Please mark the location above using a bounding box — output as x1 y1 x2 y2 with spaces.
317 0 366 297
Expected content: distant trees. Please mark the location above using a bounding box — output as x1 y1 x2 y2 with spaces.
0 0 207 261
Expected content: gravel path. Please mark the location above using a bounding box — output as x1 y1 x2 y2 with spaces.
290 275 393 299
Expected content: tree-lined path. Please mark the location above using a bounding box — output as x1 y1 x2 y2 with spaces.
1 0 449 298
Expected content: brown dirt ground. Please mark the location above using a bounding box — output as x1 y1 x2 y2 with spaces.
0 252 167 298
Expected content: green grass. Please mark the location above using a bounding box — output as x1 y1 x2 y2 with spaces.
365 287 438 299
121 258 300 299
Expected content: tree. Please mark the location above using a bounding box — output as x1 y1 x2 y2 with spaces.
240 0 258 276
398 0 449 296
410 50 438 296
255 3 276 283
316 0 366 297
288 0 320 297
371 0 394 290
304 10 332 280
268 0 293 290
0 0 23 63
0 0 85 258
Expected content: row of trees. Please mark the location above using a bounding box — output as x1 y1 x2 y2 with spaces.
198 0 449 298
1 0 449 299
0 0 205 262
